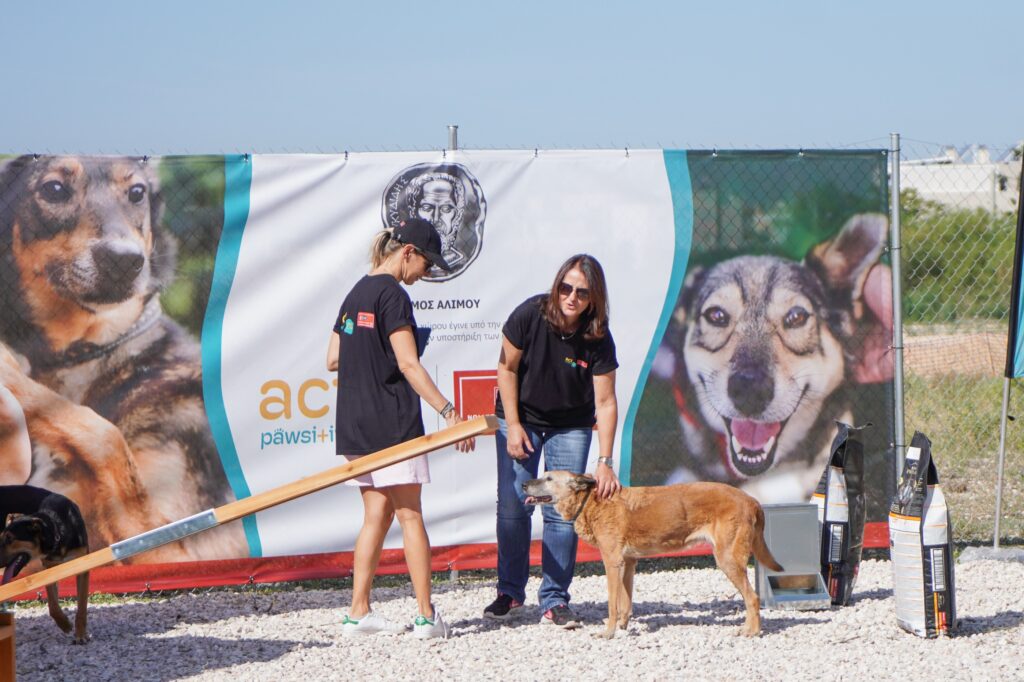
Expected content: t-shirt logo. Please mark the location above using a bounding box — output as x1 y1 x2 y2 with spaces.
564 356 587 369
357 312 376 329
341 313 354 335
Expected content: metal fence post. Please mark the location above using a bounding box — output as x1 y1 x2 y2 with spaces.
994 377 1011 548
448 125 459 151
890 132 907 478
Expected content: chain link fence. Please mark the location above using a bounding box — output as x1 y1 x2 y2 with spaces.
898 139 1024 544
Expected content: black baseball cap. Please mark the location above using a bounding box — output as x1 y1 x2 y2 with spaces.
393 218 453 272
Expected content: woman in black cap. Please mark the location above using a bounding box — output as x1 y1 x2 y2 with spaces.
327 218 474 640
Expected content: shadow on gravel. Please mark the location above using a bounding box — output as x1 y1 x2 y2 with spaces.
10 591 336 638
622 599 824 634
449 597 826 636
956 610 1024 635
452 614 540 634
15 629 309 682
846 587 892 603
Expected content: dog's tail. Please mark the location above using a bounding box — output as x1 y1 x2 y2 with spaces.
752 506 784 572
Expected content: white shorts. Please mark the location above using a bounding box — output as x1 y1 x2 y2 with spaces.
341 453 431 488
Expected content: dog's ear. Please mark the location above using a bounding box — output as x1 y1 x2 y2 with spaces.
0 155 36 247
673 265 708 328
805 213 888 320
142 158 177 291
7 516 44 541
143 158 164 231
571 474 597 491
0 156 48 352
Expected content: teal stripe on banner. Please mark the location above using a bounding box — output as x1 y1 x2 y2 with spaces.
620 151 694 485
201 155 262 557
1015 280 1024 377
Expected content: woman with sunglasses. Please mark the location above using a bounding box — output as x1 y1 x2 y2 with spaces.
483 253 621 628
327 218 475 640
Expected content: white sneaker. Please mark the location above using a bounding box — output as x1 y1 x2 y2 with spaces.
341 611 408 637
412 605 451 640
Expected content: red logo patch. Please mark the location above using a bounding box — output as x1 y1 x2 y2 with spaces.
357 312 375 328
578 360 588 369
453 369 499 419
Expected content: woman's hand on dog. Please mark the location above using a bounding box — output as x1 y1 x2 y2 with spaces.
593 463 621 499
504 423 534 460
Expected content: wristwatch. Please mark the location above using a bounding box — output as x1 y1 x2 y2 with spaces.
597 456 614 468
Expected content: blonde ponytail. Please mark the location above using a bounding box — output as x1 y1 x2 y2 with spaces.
369 229 402 268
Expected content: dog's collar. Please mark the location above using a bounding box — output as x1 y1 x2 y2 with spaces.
570 486 595 522
36 298 163 370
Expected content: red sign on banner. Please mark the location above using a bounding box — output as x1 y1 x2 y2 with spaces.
453 370 498 418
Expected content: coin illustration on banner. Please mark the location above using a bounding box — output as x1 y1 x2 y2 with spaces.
381 162 487 282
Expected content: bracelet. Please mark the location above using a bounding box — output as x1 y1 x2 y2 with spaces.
440 401 455 418
597 456 614 468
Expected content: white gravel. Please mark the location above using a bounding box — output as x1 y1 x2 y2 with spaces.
8 558 1024 681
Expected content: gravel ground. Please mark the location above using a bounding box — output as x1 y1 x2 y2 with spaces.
8 558 1024 681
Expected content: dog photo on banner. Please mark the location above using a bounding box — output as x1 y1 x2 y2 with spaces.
0 155 247 563
629 151 896 524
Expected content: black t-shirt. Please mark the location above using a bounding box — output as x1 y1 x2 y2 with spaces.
333 274 425 455
495 294 618 428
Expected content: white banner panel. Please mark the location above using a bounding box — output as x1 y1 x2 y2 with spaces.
220 150 677 556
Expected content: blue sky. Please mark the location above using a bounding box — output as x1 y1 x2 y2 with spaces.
2 1 1020 155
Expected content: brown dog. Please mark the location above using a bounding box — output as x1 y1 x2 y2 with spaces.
523 471 783 638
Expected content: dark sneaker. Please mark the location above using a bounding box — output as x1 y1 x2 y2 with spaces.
540 604 581 629
483 593 523 620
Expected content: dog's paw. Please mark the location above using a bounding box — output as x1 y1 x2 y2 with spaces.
72 635 90 645
592 628 618 640
736 626 761 638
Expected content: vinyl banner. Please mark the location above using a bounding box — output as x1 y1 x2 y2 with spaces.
1004 156 1024 377
0 150 894 586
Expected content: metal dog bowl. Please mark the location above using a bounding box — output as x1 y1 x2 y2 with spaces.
755 503 833 610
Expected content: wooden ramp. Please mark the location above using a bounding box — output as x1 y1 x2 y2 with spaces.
0 415 497 602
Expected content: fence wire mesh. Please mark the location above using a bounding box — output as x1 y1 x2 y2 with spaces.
897 139 1023 544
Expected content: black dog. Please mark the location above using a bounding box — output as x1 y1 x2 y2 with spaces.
1 485 90 643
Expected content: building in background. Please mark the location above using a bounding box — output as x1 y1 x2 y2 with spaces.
901 144 1022 213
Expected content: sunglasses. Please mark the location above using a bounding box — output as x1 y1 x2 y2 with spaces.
558 282 591 302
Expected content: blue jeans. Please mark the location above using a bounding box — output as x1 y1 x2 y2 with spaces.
495 417 592 612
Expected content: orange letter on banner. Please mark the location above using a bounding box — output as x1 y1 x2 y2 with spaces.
260 380 291 420
299 379 330 418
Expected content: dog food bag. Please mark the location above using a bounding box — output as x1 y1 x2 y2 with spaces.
811 421 868 606
888 431 957 638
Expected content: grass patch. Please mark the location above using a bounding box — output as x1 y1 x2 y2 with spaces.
904 372 1024 544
